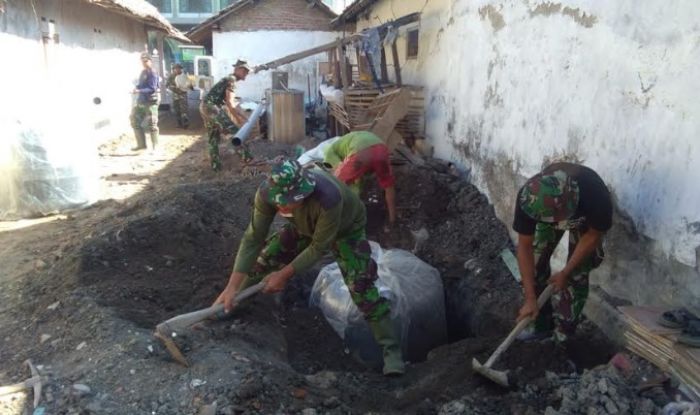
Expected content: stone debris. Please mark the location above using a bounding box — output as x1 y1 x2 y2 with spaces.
545 365 658 415
72 384 91 396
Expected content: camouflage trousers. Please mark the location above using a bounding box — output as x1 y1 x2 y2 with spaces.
247 223 390 321
199 102 252 171
172 94 189 128
533 223 604 343
130 103 159 149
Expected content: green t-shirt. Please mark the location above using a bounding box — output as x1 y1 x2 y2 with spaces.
323 131 383 168
233 169 366 274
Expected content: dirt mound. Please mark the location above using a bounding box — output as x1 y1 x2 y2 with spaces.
366 162 521 340
78 178 261 326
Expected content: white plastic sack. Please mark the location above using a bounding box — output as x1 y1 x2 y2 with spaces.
319 84 344 104
0 116 99 219
297 136 341 166
310 241 447 365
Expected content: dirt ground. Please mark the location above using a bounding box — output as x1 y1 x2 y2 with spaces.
0 112 669 414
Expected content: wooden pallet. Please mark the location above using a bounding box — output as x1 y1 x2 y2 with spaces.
343 85 425 138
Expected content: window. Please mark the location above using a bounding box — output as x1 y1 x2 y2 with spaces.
147 0 172 13
406 28 419 60
220 0 237 7
179 0 212 13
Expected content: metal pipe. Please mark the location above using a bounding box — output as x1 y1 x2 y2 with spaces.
232 102 265 146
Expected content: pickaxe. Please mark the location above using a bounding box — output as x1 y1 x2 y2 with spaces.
0 360 43 408
154 282 264 367
472 284 554 387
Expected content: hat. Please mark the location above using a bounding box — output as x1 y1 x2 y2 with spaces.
140 52 152 61
519 169 579 223
233 59 252 72
172 62 183 68
264 160 316 206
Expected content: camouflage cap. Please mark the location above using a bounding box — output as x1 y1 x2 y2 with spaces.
265 159 316 206
233 59 252 72
519 170 580 223
140 52 152 61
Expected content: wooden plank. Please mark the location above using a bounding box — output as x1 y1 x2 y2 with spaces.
338 45 350 90
256 37 351 72
619 306 683 336
391 40 402 87
333 48 342 89
395 143 425 165
370 89 413 140
380 47 389 82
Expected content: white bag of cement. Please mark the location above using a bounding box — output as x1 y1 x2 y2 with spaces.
297 136 341 166
309 241 447 366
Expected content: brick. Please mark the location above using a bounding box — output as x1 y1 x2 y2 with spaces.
220 0 335 32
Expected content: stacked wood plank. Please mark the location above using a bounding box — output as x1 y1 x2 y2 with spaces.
337 85 425 138
619 306 700 400
672 345 700 399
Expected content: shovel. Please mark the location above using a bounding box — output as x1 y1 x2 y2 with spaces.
154 282 265 367
472 284 554 387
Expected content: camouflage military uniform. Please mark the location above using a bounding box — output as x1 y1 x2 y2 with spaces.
166 72 189 128
130 66 160 149
516 165 611 343
234 161 389 321
247 224 389 320
200 76 252 171
531 221 604 342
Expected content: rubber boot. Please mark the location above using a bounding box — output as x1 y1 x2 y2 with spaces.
150 131 159 149
368 316 405 376
132 129 147 151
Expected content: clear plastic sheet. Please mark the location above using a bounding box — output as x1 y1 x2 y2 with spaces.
0 117 99 220
310 241 447 365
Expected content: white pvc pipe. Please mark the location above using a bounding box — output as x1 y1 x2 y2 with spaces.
232 103 265 146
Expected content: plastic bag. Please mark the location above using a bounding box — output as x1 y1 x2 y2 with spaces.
309 241 447 366
297 136 341 166
0 117 99 219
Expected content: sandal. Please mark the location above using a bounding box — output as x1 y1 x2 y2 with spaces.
678 320 700 348
658 308 698 329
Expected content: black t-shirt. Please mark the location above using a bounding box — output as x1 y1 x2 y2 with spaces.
512 162 613 235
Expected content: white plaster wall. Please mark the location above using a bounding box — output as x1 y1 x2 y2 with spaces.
212 30 341 101
0 0 151 217
357 0 700 310
0 0 149 142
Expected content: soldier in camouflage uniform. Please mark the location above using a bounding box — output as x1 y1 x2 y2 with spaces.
214 159 405 376
166 63 190 129
513 162 612 344
199 59 253 171
130 53 160 151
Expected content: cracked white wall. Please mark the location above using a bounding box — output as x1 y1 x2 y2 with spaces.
357 0 700 311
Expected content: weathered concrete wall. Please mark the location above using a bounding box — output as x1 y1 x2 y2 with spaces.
356 0 700 313
212 30 340 101
0 0 149 142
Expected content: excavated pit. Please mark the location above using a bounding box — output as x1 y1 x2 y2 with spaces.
73 161 617 412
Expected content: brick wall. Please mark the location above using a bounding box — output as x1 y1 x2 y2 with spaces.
220 0 335 32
